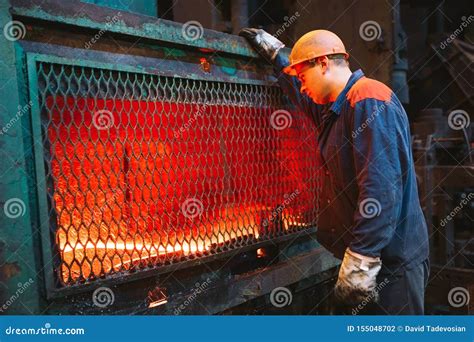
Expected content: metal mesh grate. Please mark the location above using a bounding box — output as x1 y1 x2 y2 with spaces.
35 61 321 286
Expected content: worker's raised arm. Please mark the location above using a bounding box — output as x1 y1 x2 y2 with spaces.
239 29 318 119
272 52 317 116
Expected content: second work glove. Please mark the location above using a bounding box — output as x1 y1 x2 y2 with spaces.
239 28 285 62
334 248 382 306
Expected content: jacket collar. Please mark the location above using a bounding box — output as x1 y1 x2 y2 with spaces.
329 69 364 115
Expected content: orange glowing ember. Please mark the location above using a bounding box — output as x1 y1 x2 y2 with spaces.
46 96 319 285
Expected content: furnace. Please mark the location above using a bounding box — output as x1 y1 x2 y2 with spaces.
36 61 319 286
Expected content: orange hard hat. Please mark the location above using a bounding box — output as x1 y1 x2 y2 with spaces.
283 29 349 76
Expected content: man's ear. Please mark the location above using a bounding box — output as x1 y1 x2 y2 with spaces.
319 56 329 74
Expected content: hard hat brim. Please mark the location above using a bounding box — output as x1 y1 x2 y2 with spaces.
283 64 298 76
283 52 350 76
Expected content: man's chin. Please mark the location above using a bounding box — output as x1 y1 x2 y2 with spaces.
310 93 333 105
310 96 324 105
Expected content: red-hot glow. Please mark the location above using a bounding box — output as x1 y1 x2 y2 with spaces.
46 96 319 284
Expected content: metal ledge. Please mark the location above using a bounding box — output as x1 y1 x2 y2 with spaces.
45 228 319 299
156 247 339 315
10 0 261 58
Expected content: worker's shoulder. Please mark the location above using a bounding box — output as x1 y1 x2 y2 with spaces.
346 76 392 107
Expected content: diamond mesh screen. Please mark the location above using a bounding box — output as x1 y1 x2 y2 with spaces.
35 61 321 286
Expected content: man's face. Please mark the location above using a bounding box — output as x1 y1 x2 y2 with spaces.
294 58 331 104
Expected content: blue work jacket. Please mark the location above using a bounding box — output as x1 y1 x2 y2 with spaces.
274 53 429 269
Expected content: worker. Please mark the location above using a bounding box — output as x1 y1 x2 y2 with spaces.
240 28 429 314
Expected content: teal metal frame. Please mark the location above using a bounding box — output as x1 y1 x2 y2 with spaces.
25 52 56 302
10 0 260 58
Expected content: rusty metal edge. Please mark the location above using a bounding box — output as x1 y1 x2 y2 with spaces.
45 228 318 299
157 247 339 315
9 0 266 58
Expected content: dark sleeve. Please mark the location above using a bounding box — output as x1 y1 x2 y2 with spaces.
349 97 407 257
273 52 323 125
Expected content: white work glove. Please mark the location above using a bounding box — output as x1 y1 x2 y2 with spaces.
334 248 382 305
239 28 285 62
